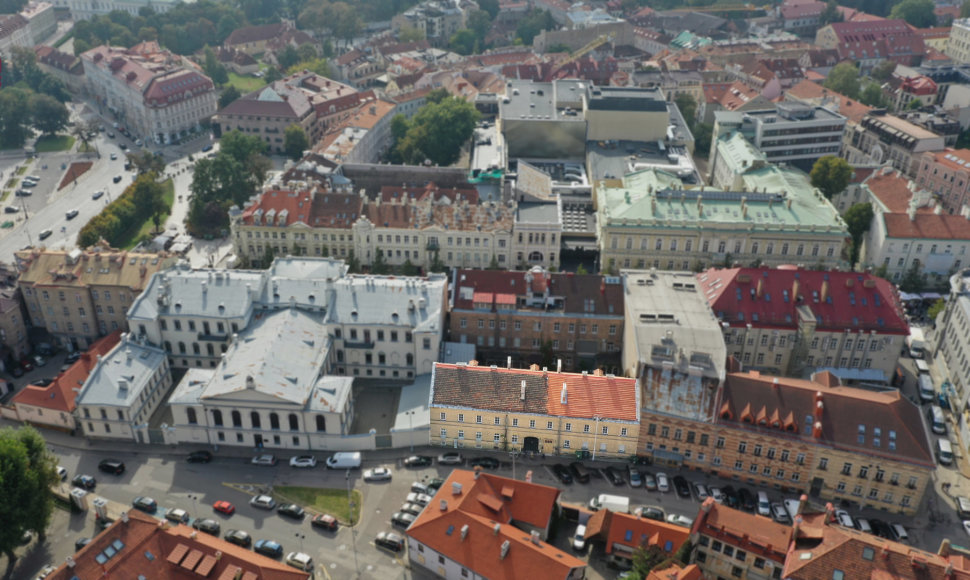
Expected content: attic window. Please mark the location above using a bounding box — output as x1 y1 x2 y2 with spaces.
862 547 875 561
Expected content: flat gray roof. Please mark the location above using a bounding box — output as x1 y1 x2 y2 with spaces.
516 201 560 224
587 140 700 183
328 274 446 334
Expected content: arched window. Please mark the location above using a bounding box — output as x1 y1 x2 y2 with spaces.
315 415 326 432
269 413 280 430
406 353 414 366
232 410 242 427
529 251 543 263
178 342 186 354
212 410 224 427
289 413 299 431
250 412 261 429
192 343 200 355
164 341 172 352
186 408 197 424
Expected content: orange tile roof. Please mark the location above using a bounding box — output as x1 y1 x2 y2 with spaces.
923 148 970 174
786 79 873 125
47 510 308 580
692 498 790 563
862 169 932 214
598 510 689 555
432 363 639 422
647 563 705 580
11 331 121 413
406 469 585 579
240 189 362 229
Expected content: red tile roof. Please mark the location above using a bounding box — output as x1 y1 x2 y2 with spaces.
47 509 308 580
453 268 624 316
647 563 705 580
699 266 908 334
692 498 790 563
720 370 934 466
432 362 638 422
825 19 924 62
239 189 362 229
11 332 121 413
780 1 825 19
883 211 970 240
591 510 689 556
224 22 287 46
862 169 931 214
406 469 585 579
786 79 874 124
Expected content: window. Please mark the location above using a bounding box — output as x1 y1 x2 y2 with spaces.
547 421 553 429
738 442 747 454
841 462 852 475
187 408 197 424
476 415 482 424
819 457 828 470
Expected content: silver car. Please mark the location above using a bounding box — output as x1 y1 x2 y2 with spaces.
406 492 432 507
250 495 276 510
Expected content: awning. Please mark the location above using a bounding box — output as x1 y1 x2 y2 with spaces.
899 292 921 301
921 292 943 300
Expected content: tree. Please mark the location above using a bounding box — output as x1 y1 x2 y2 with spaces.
72 121 96 156
823 62 861 100
283 124 309 160
478 0 499 19
899 260 925 292
516 9 555 45
488 255 500 269
127 150 165 175
202 46 228 85
391 114 410 142
392 95 480 166
859 82 887 107
467 9 492 46
631 544 670 578
843 202 874 264
398 24 426 42
370 249 390 274
285 57 332 78
692 122 714 157
429 250 446 273
928 298 946 321
674 93 698 126
889 0 936 28
218 85 241 109
0 426 59 572
962 0 970 18
907 98 924 110
810 156 853 200
0 88 33 148
959 128 970 150
346 250 361 273
401 258 419 276
819 0 844 24
277 44 301 71
31 94 69 135
449 29 478 55
576 263 589 275
870 59 897 82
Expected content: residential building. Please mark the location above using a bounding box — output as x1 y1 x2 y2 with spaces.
34 46 85 93
701 81 773 125
19 2 56 44
45 509 310 580
16 248 174 351
0 287 29 361
710 104 847 172
901 110 961 147
690 498 791 580
586 85 684 146
785 79 874 129
81 42 217 145
0 15 31 58
48 0 183 18
405 469 586 580
708 131 769 190
935 269 970 416
392 0 466 46
9 332 120 433
916 148 970 213
815 20 925 72
887 75 938 112
842 112 946 176
647 564 705 580
75 333 172 443
596 168 848 272
222 22 288 55
499 79 589 159
429 361 640 457
211 46 258 75
448 267 624 372
700 266 909 383
585 509 690 570
947 18 970 64
632 70 704 105
779 1 825 36
314 96 397 164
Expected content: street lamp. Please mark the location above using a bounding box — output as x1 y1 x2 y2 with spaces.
295 533 305 552
189 494 199 519
591 415 602 461
346 470 360 578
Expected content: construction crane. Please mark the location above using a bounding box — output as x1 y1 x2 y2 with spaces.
559 33 615 67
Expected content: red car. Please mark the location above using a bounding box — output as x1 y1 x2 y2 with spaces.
213 501 235 515
20 358 34 371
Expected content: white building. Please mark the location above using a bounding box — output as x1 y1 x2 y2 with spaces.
49 0 182 18
20 2 56 45
947 18 970 65
0 15 32 59
938 270 970 417
75 334 172 443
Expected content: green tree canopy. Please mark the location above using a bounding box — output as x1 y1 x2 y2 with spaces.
516 9 555 45
674 93 698 126
277 44 301 70
397 24 426 42
449 29 478 55
810 155 853 200
202 46 228 85
392 95 479 166
31 94 69 135
823 62 861 100
843 202 874 264
870 59 897 82
820 0 844 24
899 260 925 292
0 426 59 567
283 124 309 160
889 0 936 28
218 85 242 109
0 88 33 149
478 0 499 18
692 122 714 157
859 82 887 107
187 130 269 235
962 0 970 18
286 57 332 78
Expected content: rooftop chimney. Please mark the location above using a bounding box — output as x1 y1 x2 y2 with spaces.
561 382 568 405
452 482 463 495
474 466 482 479
557 359 562 373
507 356 512 369
439 499 448 511
530 531 541 545
460 524 469 540
824 502 834 524
521 380 526 401
500 540 511 559
525 470 533 483
493 523 501 535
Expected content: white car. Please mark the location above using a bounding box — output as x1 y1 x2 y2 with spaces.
709 487 724 504
251 454 277 466
572 524 587 550
406 492 432 507
289 455 317 468
56 466 67 481
834 509 854 528
438 452 464 465
363 467 392 481
962 521 970 537
250 495 276 510
656 472 669 493
666 513 694 528
284 551 313 572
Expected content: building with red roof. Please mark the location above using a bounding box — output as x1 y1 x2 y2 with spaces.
46 509 309 580
10 331 121 432
429 361 638 458
815 19 925 72
917 148 970 213
405 468 585 580
585 509 690 568
449 267 624 371
690 497 791 580
699 265 908 384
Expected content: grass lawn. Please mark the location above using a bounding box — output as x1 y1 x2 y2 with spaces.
226 72 267 94
35 135 76 153
274 485 362 525
119 178 175 250
15 165 28 175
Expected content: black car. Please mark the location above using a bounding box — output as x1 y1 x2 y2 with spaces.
277 504 305 519
551 464 573 484
722 486 740 509
224 529 252 548
187 450 213 464
869 519 894 539
737 487 756 512
672 475 691 498
637 506 666 522
201 144 214 152
468 456 500 469
98 459 125 475
132 496 157 514
403 455 433 468
375 531 405 552
192 518 221 536
4 206 18 214
426 477 445 492
74 537 91 552
603 466 625 486
569 462 591 483
72 474 96 489
113 175 122 183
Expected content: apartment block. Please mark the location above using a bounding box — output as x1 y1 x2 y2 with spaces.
690 498 791 580
843 113 946 177
916 148 970 214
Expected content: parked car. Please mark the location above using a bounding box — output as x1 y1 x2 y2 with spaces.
38 229 53 240
192 518 220 536
56 466 67 481
4 206 18 214
400 502 423 516
666 513 694 528
722 486 740 508
251 454 277 466
71 474 96 489
437 452 464 465
74 538 91 552
224 529 252 548
201 144 214 152
65 209 79 220
835 509 855 529
672 476 691 498
572 524 587 551
375 531 405 552
9 365 23 377
468 456 500 469
410 482 429 494
91 190 105 200
284 552 313 572
603 466 625 486
403 455 433 467
20 358 33 371
569 462 591 483
426 478 445 493
311 514 338 531
212 501 235 515
391 511 417 529
406 492 432 507
552 464 574 484
710 487 725 504
637 506 666 522
869 519 894 539
363 467 392 482
187 450 213 463
112 175 122 183
737 487 756 511
288 455 316 468
98 459 125 475
250 495 276 510
771 503 791 524
643 471 658 491
692 482 709 501
165 508 189 524
65 351 82 364
254 539 283 558
132 496 157 513
277 504 305 520
627 466 642 488
855 518 873 534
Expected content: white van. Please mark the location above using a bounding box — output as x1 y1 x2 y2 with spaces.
937 439 954 466
325 452 362 469
757 492 771 517
588 494 630 513
928 405 946 435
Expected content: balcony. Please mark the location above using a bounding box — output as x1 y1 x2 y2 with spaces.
197 332 229 342
426 240 440 251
